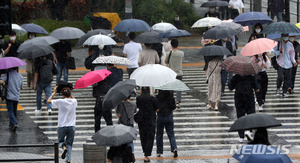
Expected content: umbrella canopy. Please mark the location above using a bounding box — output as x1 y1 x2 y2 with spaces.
0 57 27 70
296 23 300 28
158 29 191 38
241 38 278 56
233 144 292 163
155 79 190 91
262 22 300 35
82 34 117 46
151 22 177 32
130 64 177 87
113 19 150 32
34 36 60 45
17 38 50 53
220 56 260 75
198 45 233 56
92 124 138 147
216 22 244 34
192 17 222 28
12 24 27 36
50 27 85 40
200 1 229 7
267 33 300 41
21 23 48 34
76 29 115 47
92 56 132 66
203 26 237 39
229 114 282 132
102 79 136 109
134 30 167 43
18 45 55 59
233 12 273 26
74 69 111 89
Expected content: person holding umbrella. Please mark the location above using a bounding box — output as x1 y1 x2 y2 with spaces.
25 32 36 88
3 31 20 58
207 56 222 111
248 23 266 42
288 35 300 94
53 40 72 83
138 43 159 67
203 7 220 18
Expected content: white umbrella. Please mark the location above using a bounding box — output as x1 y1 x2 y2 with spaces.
192 17 222 28
50 27 85 40
12 24 27 36
92 56 132 66
83 34 117 46
151 22 177 32
130 64 177 87
155 79 190 91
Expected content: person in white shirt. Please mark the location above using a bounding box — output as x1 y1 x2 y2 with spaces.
229 0 244 19
47 85 77 163
123 32 142 77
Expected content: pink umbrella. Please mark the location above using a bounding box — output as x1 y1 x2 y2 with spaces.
74 69 111 89
241 38 277 56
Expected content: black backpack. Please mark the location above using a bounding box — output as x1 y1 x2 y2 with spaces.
39 59 53 84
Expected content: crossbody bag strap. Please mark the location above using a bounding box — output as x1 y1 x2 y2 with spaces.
167 51 173 64
207 60 219 80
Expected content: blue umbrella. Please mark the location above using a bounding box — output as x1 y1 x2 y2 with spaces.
113 19 150 32
21 23 48 34
233 144 292 163
158 29 191 38
233 12 273 26
267 33 300 41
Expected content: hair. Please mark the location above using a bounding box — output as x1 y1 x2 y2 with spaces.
171 39 179 48
128 32 136 40
253 23 263 33
106 63 114 67
141 87 150 96
255 52 267 62
144 43 151 47
9 67 18 71
249 128 271 145
157 90 174 99
9 31 16 36
61 87 72 98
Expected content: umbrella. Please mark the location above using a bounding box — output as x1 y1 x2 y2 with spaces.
92 56 132 66
267 33 300 41
192 17 222 28
102 79 136 109
21 23 48 34
223 19 249 32
229 114 282 132
74 69 111 89
113 19 150 32
155 79 190 91
82 34 117 46
158 29 191 38
203 26 237 39
134 30 167 43
130 64 177 87
296 23 300 28
49 27 85 40
33 36 60 45
220 56 260 75
18 45 55 59
233 144 292 163
198 45 233 56
233 12 273 26
92 124 138 147
12 24 27 36
216 22 244 34
0 57 27 70
241 38 278 56
17 39 50 53
76 29 115 47
151 22 177 32
262 22 300 35
200 1 229 7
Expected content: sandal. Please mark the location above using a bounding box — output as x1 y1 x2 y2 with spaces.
61 144 68 159
176 101 180 109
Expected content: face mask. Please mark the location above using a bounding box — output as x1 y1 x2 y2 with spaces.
255 29 261 33
282 37 289 41
289 37 295 42
9 36 16 41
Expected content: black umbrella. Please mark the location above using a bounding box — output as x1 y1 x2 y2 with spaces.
18 45 54 59
102 79 136 109
76 29 115 47
201 1 229 7
229 114 282 132
134 30 167 43
198 45 232 56
158 29 191 38
203 26 237 39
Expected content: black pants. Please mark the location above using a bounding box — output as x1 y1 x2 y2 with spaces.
94 97 113 132
127 68 137 78
277 66 292 94
290 66 297 90
255 71 268 106
138 121 156 156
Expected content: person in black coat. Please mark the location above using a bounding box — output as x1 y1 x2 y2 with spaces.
136 87 158 162
107 144 134 163
288 36 300 93
267 0 284 22
248 23 266 42
248 128 271 145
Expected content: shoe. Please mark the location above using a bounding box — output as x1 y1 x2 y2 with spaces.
157 154 162 157
43 99 47 104
173 150 178 158
47 108 52 115
283 93 288 98
132 153 136 162
258 105 263 112
276 89 280 96
61 146 68 159
238 138 244 143
245 131 253 141
207 104 212 109
176 102 180 109
66 160 71 163
144 157 150 162
214 107 218 111
10 124 17 131
34 109 41 116
288 88 292 94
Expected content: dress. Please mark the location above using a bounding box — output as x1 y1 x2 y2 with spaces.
207 58 222 102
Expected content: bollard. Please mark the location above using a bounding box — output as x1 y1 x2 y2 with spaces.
83 139 106 163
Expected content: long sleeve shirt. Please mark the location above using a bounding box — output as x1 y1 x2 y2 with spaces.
252 55 271 72
274 41 296 69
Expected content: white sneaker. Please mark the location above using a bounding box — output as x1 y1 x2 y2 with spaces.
47 108 52 115
258 105 263 112
283 93 288 98
245 131 253 141
238 138 244 143
35 109 41 116
276 89 280 96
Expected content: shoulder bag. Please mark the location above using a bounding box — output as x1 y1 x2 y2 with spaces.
1 72 9 101
66 55 76 70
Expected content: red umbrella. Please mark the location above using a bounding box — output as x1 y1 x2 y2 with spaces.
74 69 111 89
241 38 277 56
220 56 260 75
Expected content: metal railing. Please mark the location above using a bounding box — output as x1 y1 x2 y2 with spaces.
0 143 59 163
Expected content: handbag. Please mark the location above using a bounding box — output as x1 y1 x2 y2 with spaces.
1 73 9 101
66 56 76 70
134 111 143 124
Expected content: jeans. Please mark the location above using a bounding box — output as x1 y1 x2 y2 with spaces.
290 66 297 90
36 82 52 110
271 11 283 22
156 113 177 154
277 66 292 94
6 99 18 127
56 62 68 83
94 97 113 132
176 76 182 103
57 126 76 161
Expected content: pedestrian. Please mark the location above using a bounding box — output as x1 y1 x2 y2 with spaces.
219 0 229 20
151 43 163 65
138 43 159 67
26 32 37 88
34 56 56 115
84 46 100 71
0 67 23 131
248 23 266 42
204 7 220 18
3 31 20 57
229 0 244 19
288 36 300 93
107 143 134 163
229 74 259 143
207 56 222 111
161 40 172 66
252 53 270 112
136 87 158 162
274 34 297 97
53 40 72 83
47 85 77 163
156 90 178 158
267 0 284 22
123 32 142 77
248 128 271 145
165 39 184 108
105 64 123 88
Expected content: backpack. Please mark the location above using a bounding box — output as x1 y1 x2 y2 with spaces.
39 59 53 84
92 78 110 98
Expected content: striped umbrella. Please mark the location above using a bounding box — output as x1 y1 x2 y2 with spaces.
262 22 300 35
192 17 222 28
220 56 260 75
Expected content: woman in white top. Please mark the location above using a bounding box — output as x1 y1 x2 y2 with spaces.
47 86 77 163
252 52 271 112
229 0 244 19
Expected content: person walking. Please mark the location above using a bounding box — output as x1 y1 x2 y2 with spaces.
138 43 159 67
136 87 158 162
0 67 23 131
47 85 77 163
165 39 184 108
274 34 297 97
288 36 300 93
106 64 123 88
229 0 244 19
248 23 266 42
203 7 220 18
3 31 20 57
26 33 37 88
156 90 178 158
268 0 284 22
107 144 134 163
53 40 72 83
123 32 142 77
207 56 222 111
